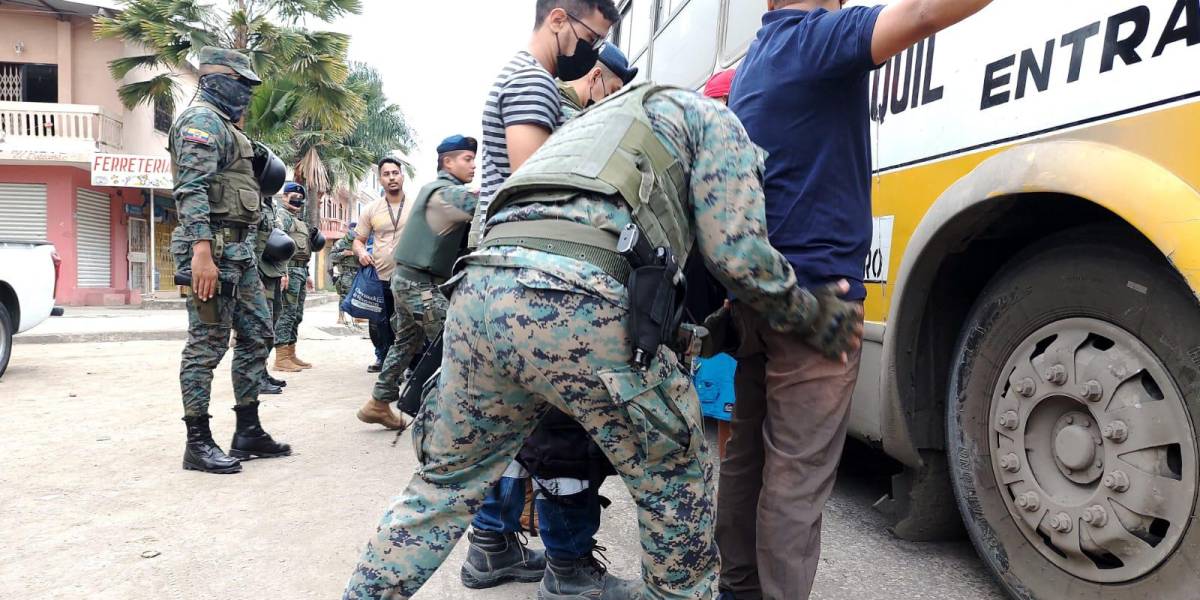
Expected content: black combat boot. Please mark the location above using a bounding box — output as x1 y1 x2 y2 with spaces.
460 529 547 589
265 373 287 388
538 547 641 600
182 415 242 474
259 379 283 395
229 403 292 460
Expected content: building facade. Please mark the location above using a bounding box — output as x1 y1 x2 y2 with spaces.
0 0 198 305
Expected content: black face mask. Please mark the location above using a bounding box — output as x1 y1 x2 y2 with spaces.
556 27 600 82
199 73 254 122
288 198 305 208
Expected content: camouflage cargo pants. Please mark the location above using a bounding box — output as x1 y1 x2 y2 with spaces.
344 265 716 600
335 270 358 300
371 275 447 404
275 265 308 346
173 240 272 418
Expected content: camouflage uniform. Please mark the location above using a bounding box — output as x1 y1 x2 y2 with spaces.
256 198 285 323
330 232 360 299
346 88 819 599
371 171 477 404
274 205 308 347
170 101 272 418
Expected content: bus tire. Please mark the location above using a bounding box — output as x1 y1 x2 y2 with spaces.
0 302 10 379
947 229 1200 600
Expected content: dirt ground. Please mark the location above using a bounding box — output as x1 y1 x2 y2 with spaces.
0 305 1002 599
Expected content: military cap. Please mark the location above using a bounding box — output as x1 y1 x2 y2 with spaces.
282 182 307 198
198 46 261 84
598 43 638 84
436 135 478 154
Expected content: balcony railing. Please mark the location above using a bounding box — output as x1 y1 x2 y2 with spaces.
0 101 123 159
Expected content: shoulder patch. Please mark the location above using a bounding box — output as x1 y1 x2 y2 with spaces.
182 127 213 145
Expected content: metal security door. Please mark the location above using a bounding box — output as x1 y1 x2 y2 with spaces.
0 183 48 241
128 216 148 291
76 189 112 288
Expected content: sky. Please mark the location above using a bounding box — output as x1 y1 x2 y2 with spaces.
332 1 537 193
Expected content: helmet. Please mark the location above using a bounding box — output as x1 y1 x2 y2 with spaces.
265 227 297 263
253 146 287 196
309 228 327 252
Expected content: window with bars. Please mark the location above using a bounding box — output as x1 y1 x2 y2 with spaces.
153 98 172 133
0 63 58 102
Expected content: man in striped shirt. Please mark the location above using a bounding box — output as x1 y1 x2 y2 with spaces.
460 1 623 598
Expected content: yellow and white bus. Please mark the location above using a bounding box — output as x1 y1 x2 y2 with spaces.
611 0 1200 597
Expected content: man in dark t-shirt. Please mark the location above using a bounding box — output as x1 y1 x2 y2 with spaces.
717 1 993 599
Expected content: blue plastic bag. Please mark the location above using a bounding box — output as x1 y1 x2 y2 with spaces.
340 266 387 322
694 353 736 421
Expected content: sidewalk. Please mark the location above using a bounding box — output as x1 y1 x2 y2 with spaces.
14 292 345 345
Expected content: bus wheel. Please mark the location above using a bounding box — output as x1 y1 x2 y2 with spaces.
947 230 1199 599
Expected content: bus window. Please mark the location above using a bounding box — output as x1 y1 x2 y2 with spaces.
623 0 656 61
657 0 684 30
720 0 767 66
650 0 719 88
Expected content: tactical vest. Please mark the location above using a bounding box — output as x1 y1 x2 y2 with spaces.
483 84 692 268
392 177 465 282
170 101 261 226
281 205 311 264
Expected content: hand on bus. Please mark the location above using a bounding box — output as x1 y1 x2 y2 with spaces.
803 279 864 364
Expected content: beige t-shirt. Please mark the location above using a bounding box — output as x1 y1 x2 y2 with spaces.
355 195 409 279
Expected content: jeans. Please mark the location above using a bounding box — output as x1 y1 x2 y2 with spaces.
368 290 396 362
471 476 603 561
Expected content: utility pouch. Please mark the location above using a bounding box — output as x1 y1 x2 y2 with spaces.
627 262 686 369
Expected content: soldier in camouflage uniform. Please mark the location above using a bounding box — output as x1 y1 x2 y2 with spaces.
363 135 478 427
170 47 291 475
344 85 863 599
254 193 291 394
329 226 360 324
273 182 314 372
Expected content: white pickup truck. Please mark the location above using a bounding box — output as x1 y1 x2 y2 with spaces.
0 240 61 377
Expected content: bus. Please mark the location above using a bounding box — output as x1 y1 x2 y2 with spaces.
610 0 1200 597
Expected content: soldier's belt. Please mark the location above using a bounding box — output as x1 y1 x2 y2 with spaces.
394 264 447 286
213 222 252 243
290 258 310 267
479 220 631 284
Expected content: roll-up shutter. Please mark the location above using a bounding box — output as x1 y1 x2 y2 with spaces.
76 189 112 288
0 183 48 242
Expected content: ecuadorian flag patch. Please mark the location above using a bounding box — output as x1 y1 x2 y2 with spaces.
182 127 213 145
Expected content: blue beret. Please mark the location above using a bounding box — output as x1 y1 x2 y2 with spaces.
282 182 306 198
437 135 478 155
598 43 638 84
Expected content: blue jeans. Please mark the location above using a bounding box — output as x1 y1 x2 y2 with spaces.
471 476 602 561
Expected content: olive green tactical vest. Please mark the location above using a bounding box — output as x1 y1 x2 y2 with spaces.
486 83 692 260
170 101 261 226
392 177 461 281
280 205 311 263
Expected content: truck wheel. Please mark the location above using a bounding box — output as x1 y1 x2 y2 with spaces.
947 230 1200 599
0 302 11 378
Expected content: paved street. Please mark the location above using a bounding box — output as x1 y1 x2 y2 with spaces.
1 303 1005 599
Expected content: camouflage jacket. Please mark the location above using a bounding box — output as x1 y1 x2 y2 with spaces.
467 88 814 333
330 232 360 272
557 81 584 121
168 102 241 243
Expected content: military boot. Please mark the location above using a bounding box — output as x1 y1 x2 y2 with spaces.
182 415 242 474
259 379 283 395
229 403 292 460
538 548 641 600
356 399 408 430
265 373 287 388
274 345 304 373
290 344 313 369
461 529 547 589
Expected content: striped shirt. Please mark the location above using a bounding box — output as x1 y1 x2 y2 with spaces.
469 51 563 246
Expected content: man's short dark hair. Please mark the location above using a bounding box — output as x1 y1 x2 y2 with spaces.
535 0 620 30
437 150 471 173
377 157 405 173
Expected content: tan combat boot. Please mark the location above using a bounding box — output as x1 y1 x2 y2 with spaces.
274 345 304 373
357 399 408 431
290 343 313 369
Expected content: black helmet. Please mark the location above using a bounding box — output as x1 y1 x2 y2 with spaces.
253 145 287 196
265 227 297 263
309 228 327 252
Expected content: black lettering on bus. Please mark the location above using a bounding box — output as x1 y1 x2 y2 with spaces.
1153 0 1200 57
981 55 1015 110
1016 39 1055 100
890 45 915 115
1061 21 1101 83
921 34 944 105
1101 6 1151 73
911 38 925 106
